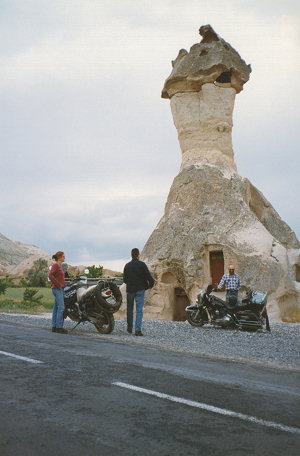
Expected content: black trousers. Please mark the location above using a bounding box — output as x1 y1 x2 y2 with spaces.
226 290 238 305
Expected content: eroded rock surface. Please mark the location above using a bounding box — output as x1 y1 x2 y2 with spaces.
141 165 300 321
162 24 251 99
117 26 300 323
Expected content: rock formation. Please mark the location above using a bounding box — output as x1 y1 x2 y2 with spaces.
138 25 300 322
0 232 51 277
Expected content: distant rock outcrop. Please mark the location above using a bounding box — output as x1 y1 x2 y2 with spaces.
137 25 300 322
0 232 121 279
0 232 51 276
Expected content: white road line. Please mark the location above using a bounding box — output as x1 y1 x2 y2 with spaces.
112 381 300 436
0 350 44 364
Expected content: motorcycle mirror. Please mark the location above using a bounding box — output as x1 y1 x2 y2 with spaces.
206 284 214 294
84 269 89 275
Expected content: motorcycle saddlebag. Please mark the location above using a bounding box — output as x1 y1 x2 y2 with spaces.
235 310 262 331
249 291 267 311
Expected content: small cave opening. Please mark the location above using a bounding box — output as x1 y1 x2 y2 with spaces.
199 49 209 57
215 71 231 83
173 287 189 321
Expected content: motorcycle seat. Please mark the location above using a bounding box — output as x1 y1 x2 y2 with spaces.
211 295 235 310
77 285 97 303
235 300 250 310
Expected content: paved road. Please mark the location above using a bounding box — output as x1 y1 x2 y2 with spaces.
0 320 299 456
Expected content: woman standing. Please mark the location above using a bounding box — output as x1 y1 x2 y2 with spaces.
49 251 68 334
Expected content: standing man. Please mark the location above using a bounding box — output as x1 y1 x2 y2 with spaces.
218 264 241 305
123 248 154 336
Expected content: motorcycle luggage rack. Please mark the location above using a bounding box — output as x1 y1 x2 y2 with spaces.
65 277 123 286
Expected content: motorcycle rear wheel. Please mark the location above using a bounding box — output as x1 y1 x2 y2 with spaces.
94 312 115 334
187 311 204 327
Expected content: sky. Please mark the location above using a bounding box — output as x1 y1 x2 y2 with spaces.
0 0 299 271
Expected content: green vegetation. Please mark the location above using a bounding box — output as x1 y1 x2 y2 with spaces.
0 287 53 314
86 265 103 278
26 258 49 287
23 288 44 306
0 279 8 295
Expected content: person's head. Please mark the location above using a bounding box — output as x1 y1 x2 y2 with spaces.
52 251 65 263
131 248 140 259
228 264 235 275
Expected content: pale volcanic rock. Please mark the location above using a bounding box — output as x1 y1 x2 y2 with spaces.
128 25 300 323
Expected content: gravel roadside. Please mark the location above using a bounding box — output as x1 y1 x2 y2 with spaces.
1 313 299 370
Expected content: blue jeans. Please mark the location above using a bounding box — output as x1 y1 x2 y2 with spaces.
52 288 65 329
126 289 145 332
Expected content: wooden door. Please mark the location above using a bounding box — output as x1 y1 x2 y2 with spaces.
210 251 225 290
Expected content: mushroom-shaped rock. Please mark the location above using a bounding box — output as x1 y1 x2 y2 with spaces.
162 24 251 98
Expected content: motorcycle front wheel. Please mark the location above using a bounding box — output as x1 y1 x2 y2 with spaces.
187 310 204 327
93 312 115 334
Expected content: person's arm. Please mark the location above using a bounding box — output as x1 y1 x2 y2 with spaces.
218 274 225 289
49 264 61 289
123 265 128 284
143 263 154 289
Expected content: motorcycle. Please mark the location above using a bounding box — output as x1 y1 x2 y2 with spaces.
185 284 270 332
63 271 122 334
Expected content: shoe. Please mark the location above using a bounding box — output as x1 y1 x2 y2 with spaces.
127 327 132 334
135 330 143 336
52 327 56 332
55 328 68 334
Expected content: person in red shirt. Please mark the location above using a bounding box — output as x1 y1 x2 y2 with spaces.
49 251 68 334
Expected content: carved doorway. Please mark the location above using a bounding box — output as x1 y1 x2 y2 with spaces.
210 251 225 290
173 287 189 321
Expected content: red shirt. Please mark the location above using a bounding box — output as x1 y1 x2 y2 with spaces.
49 263 66 290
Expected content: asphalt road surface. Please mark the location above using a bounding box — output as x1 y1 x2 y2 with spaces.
0 320 299 456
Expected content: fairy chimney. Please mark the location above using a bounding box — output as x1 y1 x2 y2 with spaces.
137 25 300 322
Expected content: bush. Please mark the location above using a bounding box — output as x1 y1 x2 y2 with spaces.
22 288 44 307
26 258 49 287
0 279 8 295
20 278 31 287
0 299 17 312
86 265 103 278
0 274 19 288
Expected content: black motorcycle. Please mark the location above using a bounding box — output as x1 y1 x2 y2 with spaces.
186 284 270 332
63 273 122 334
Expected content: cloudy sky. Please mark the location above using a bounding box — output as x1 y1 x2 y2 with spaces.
0 0 299 271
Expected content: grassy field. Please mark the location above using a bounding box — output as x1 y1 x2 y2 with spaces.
0 287 53 314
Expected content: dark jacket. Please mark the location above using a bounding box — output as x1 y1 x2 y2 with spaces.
123 258 154 293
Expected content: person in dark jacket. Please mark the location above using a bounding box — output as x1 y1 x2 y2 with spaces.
49 251 68 334
123 248 154 336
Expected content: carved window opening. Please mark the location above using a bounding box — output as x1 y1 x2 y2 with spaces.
215 71 231 83
161 272 176 284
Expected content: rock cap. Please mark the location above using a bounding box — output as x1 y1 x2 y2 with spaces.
162 25 251 98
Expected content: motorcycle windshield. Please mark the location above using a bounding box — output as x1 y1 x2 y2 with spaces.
250 291 267 305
